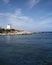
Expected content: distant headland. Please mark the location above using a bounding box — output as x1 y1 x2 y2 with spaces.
0 24 52 35
0 24 33 35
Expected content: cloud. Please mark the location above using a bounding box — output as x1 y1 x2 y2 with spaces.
34 15 52 31
0 8 52 31
3 9 34 29
2 0 10 4
0 9 33 27
0 13 5 18
40 12 52 20
0 15 4 18
28 0 40 8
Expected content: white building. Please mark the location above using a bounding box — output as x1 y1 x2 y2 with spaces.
6 24 11 29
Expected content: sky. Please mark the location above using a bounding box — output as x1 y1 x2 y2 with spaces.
0 0 52 32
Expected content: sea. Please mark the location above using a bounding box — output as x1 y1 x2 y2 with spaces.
0 33 52 65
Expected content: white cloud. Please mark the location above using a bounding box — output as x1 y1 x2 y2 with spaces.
40 12 52 20
0 8 52 31
28 0 40 8
0 9 33 27
0 14 4 18
2 0 10 4
4 9 34 29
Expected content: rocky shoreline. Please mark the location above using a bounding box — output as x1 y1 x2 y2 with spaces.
0 31 52 36
0 31 33 35
0 28 33 35
0 28 52 36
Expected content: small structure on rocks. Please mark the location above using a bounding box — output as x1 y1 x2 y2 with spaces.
6 24 11 29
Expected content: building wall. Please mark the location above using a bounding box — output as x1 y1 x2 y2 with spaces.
7 24 11 29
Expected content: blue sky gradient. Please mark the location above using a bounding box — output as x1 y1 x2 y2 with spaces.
0 0 52 32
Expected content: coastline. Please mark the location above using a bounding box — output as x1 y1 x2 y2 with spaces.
0 31 33 35
0 31 52 36
0 28 52 36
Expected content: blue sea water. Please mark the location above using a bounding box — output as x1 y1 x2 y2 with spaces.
0 33 52 65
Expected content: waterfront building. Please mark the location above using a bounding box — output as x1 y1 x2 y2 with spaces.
6 24 11 29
